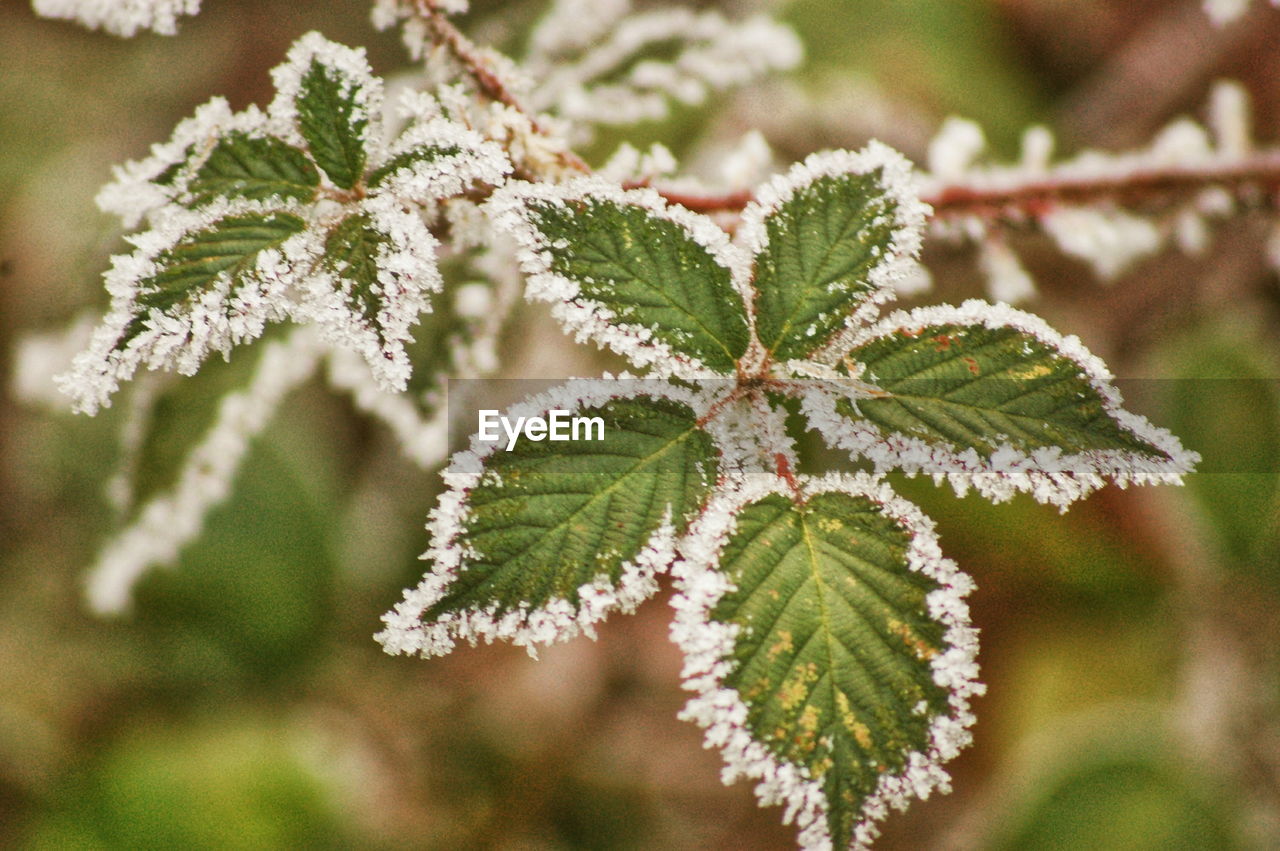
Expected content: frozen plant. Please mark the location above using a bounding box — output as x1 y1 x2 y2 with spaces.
34 0 1280 846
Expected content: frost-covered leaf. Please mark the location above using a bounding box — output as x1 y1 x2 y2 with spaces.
303 196 442 392
672 473 981 850
802 300 1199 508
368 144 461 189
57 202 307 415
490 179 751 375
120 209 305 351
186 132 319 205
367 117 512 204
743 145 927 362
321 213 391 336
272 33 381 190
378 383 721 658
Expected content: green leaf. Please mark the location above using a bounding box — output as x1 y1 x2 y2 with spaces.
122 212 306 348
321 212 388 336
510 185 751 373
682 479 975 849
187 132 319 205
846 321 1165 457
748 147 921 361
367 143 461 189
803 303 1195 506
295 59 369 189
381 391 720 656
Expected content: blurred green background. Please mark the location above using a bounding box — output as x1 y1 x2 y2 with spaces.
3 1 1279 848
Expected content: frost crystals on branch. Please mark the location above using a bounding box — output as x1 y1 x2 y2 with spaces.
58 32 510 415
919 82 1280 302
383 141 1197 847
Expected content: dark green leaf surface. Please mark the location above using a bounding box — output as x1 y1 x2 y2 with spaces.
525 198 750 371
122 212 305 347
187 132 318 205
427 396 717 621
711 490 949 849
367 144 461 188
296 59 368 189
842 323 1169 459
753 169 899 361
322 212 387 336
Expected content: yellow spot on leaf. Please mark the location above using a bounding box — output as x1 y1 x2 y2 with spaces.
778 662 819 712
887 618 937 660
767 630 794 660
1011 362 1052 379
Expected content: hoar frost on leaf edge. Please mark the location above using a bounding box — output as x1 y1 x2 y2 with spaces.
268 31 386 174
371 116 513 203
669 472 982 851
799 299 1200 510
376 378 742 660
737 142 930 360
486 178 754 378
297 194 444 393
55 198 310 415
95 98 285 229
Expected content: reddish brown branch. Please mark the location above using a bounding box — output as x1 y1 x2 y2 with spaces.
926 153 1280 222
631 152 1280 223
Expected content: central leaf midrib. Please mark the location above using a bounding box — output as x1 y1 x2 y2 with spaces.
764 184 881 353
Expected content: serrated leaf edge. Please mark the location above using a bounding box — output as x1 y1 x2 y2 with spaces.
799 299 1201 510
370 116 512 202
376 378 730 659
96 98 284 229
669 471 982 850
57 198 310 415
486 177 754 378
297 194 444 393
736 142 929 360
267 31 385 172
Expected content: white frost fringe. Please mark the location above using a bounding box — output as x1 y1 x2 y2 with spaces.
737 143 930 358
800 299 1200 510
670 472 983 850
487 177 752 378
376 379 730 659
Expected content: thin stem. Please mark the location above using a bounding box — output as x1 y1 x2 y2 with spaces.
926 152 1280 222
630 152 1280 222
